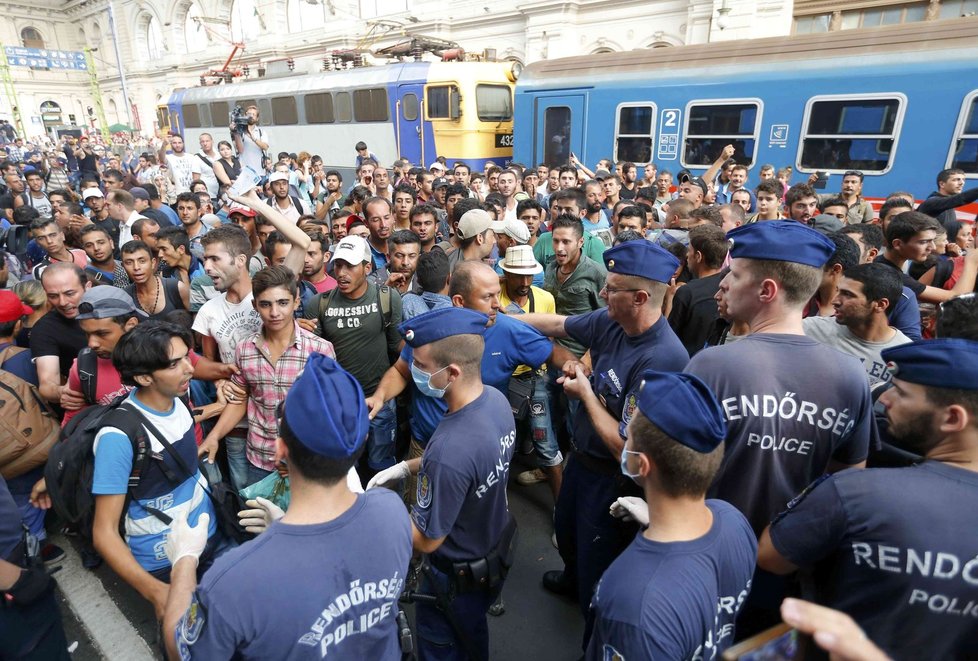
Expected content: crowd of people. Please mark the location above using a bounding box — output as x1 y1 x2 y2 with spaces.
0 115 977 661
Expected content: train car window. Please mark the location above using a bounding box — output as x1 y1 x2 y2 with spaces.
427 85 459 120
948 92 978 174
335 91 352 123
271 96 298 125
476 85 513 121
615 104 656 164
210 101 230 127
353 88 389 122
238 99 258 113
800 96 903 173
682 102 759 167
199 104 212 128
402 93 418 121
544 106 572 168
305 93 335 124
182 104 202 129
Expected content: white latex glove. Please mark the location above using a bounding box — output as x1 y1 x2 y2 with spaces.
366 461 410 490
609 496 649 527
237 497 285 535
347 467 364 494
164 511 211 566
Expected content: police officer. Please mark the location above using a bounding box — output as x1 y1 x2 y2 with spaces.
163 354 413 660
758 338 978 660
590 370 756 659
368 307 518 661
516 240 689 646
684 221 877 637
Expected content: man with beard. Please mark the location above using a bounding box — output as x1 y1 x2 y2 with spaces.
314 169 344 221
174 192 208 258
385 230 421 295
363 196 394 275
407 203 439 253
496 169 520 220
582 180 611 233
758 338 978 660
301 231 336 294
618 161 638 200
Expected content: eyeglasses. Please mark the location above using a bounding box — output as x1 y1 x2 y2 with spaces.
602 285 644 295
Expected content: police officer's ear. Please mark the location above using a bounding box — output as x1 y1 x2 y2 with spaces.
757 277 779 304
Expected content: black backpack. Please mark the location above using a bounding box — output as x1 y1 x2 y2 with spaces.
44 396 154 539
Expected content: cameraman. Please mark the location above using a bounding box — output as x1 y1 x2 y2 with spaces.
230 105 269 177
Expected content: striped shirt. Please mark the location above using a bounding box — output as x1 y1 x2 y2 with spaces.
231 323 336 471
92 392 216 572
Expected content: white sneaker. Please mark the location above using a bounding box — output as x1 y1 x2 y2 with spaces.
516 468 546 486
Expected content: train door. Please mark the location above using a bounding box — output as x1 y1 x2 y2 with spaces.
533 94 585 169
396 84 429 165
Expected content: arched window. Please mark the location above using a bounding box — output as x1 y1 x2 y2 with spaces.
184 2 206 54
107 99 119 124
287 0 329 33
230 0 260 42
21 27 44 49
591 47 614 55
146 15 165 59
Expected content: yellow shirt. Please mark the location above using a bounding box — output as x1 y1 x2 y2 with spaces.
499 285 555 376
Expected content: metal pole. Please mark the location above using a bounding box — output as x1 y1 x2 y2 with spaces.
107 0 135 131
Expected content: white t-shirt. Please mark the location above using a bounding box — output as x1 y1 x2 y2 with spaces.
803 315 911 387
238 128 267 175
191 291 262 364
166 153 195 195
192 152 220 197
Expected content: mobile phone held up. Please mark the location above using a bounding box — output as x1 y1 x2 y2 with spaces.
722 623 810 661
812 171 830 190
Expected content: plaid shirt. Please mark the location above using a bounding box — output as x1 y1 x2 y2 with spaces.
231 323 335 471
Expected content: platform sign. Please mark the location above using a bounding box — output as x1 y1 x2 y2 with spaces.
3 47 87 71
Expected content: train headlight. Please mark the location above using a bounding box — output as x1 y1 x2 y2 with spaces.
507 61 523 82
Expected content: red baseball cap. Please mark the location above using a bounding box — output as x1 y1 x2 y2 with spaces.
0 291 32 323
345 214 364 233
227 203 256 218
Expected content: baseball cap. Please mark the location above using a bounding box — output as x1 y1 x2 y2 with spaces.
226 203 256 218
432 177 449 190
330 235 370 265
685 177 708 195
429 161 446 172
76 287 147 320
81 187 103 200
490 218 530 244
268 171 290 183
344 214 364 233
809 213 845 234
456 209 494 240
0 291 32 323
499 245 542 275
130 187 150 202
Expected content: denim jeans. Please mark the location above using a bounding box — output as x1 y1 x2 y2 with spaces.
244 463 273 489
225 436 249 493
366 399 398 470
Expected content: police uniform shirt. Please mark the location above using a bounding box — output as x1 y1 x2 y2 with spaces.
0 475 22 561
399 314 552 446
564 309 689 461
769 462 978 661
176 490 412 660
586 501 757 661
411 387 516 562
685 334 876 536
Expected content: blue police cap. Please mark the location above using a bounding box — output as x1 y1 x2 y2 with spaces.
635 370 726 453
603 240 679 284
881 338 978 390
727 220 835 268
398 307 489 348
283 354 369 459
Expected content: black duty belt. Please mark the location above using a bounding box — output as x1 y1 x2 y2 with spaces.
570 449 619 477
428 515 518 595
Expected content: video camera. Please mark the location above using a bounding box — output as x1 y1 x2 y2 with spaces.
0 225 29 256
230 105 254 137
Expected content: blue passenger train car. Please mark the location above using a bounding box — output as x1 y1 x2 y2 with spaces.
514 17 978 202
160 60 518 178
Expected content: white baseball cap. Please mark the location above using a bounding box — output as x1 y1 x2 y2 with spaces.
81 187 103 199
267 171 290 183
499 245 542 275
456 209 493 240
330 235 370 265
490 219 530 244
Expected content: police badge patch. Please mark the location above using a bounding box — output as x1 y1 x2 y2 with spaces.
176 592 207 660
417 472 432 509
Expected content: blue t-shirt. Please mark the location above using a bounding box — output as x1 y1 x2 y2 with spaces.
91 392 216 572
158 204 180 227
411 387 516 562
564 310 689 460
177 489 412 661
400 313 552 445
887 286 923 341
587 500 757 660
685 334 875 537
769 462 978 661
